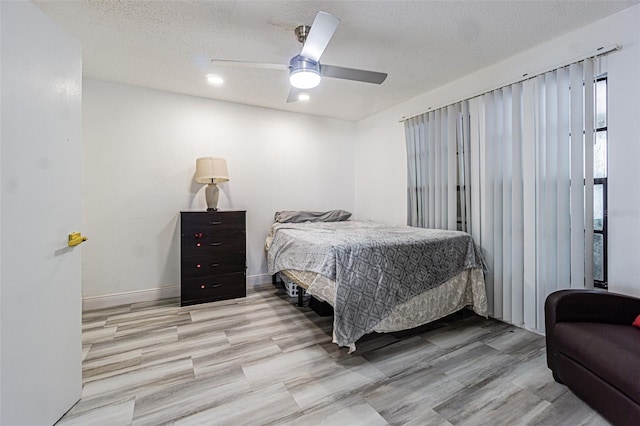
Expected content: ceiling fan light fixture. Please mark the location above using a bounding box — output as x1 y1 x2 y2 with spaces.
289 55 321 89
290 70 320 89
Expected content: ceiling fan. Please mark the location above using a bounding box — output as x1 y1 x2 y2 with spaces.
210 11 388 103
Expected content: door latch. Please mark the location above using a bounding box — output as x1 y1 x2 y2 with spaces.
68 232 88 247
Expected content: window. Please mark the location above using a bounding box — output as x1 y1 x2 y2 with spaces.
594 76 608 289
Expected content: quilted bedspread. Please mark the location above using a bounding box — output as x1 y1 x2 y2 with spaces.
266 221 486 348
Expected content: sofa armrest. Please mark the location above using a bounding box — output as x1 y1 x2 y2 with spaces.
546 289 640 327
545 289 640 374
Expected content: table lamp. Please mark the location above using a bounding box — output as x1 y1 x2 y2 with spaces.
195 157 229 211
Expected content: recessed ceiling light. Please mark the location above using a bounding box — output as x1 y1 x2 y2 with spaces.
298 93 310 102
206 74 224 85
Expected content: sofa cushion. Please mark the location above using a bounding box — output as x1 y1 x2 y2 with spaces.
633 314 640 328
554 322 640 405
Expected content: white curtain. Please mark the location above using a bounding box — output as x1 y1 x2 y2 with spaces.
406 59 596 332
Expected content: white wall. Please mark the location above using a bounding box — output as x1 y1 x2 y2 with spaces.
354 5 640 296
82 80 355 305
354 115 407 226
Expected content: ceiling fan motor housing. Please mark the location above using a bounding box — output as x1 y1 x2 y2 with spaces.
289 55 321 89
295 25 311 43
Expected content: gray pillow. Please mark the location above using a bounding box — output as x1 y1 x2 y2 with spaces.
274 210 352 223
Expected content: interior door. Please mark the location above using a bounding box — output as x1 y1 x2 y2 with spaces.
1 2 83 424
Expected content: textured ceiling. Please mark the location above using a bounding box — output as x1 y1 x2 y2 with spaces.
35 0 638 121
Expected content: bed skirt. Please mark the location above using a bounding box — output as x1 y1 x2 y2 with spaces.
281 268 487 334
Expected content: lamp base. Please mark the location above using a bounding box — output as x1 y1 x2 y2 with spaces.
204 183 220 211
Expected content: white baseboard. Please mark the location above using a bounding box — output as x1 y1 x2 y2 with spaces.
83 286 181 311
248 273 273 286
82 274 274 311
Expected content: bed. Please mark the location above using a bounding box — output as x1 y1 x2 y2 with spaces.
265 212 488 352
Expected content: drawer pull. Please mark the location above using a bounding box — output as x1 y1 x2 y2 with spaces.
209 221 223 225
200 283 221 289
209 242 222 246
196 263 220 269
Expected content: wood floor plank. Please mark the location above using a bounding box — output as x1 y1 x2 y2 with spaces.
281 394 388 426
173 383 301 426
57 397 135 426
132 368 251 425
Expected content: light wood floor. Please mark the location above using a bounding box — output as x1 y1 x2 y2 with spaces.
58 283 609 425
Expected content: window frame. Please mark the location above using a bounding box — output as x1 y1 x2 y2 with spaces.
593 75 608 289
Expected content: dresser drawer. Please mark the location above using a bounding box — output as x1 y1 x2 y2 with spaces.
182 229 245 245
181 212 245 235
181 253 245 278
181 272 246 306
181 236 245 257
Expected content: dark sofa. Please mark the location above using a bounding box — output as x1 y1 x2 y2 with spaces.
545 289 640 426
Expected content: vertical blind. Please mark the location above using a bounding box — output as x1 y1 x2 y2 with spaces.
405 103 470 231
405 59 597 332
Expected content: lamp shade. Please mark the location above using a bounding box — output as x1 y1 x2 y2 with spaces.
195 157 229 184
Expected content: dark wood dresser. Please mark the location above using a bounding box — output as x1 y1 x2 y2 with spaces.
180 210 246 306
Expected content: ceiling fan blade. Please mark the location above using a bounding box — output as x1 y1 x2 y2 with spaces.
300 11 340 62
320 64 387 84
286 87 302 103
210 59 288 71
